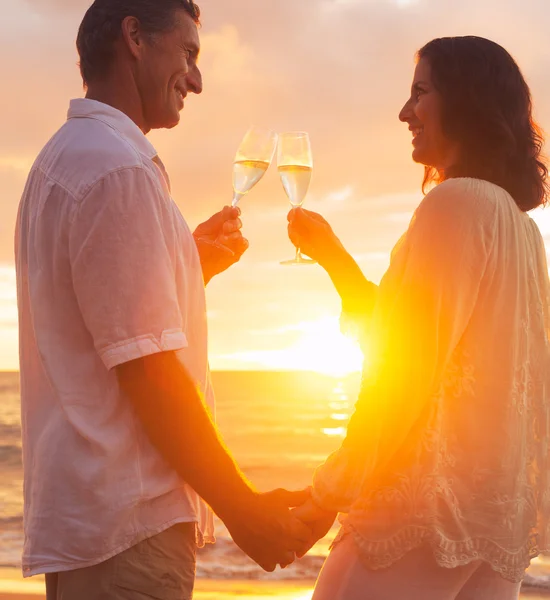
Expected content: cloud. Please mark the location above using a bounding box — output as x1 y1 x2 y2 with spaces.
4 0 550 218
1 0 550 369
20 0 90 15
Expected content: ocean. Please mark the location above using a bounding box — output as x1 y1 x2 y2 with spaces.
0 370 359 580
2 370 550 593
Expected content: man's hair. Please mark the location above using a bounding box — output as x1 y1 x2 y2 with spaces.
76 0 201 87
418 36 548 211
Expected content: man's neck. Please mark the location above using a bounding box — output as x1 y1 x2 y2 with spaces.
85 79 150 134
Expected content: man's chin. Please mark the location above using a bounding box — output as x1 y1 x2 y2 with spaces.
153 112 182 131
166 108 183 129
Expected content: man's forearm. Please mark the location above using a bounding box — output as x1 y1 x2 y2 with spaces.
117 352 255 521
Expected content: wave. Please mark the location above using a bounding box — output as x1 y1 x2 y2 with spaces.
0 422 21 437
0 529 326 580
0 443 22 469
0 517 24 569
2 527 550 587
0 515 23 528
196 535 325 580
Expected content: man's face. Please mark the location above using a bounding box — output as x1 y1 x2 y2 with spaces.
135 10 202 131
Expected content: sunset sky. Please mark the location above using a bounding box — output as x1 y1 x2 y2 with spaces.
1 0 549 372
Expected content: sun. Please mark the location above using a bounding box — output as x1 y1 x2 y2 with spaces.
219 316 364 376
284 316 364 376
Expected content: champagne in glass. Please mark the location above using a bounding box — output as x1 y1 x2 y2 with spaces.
201 128 277 253
232 128 278 207
278 165 313 208
278 132 316 265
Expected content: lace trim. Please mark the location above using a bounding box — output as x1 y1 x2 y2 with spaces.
333 523 541 583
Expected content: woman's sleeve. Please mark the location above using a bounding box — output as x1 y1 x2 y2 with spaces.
339 275 378 352
312 179 497 512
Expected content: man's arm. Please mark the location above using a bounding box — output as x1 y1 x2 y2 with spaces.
117 351 311 571
68 169 308 571
117 351 252 515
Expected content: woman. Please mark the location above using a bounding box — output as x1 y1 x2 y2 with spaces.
291 36 550 599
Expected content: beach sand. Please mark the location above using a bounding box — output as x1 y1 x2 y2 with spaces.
0 585 316 600
3 568 550 599
0 569 316 599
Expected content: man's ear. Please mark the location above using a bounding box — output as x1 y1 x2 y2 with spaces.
120 16 148 60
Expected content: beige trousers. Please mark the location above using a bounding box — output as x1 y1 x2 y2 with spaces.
45 522 197 600
312 536 524 600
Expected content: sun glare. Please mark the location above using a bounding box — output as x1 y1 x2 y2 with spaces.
220 316 364 376
288 317 364 376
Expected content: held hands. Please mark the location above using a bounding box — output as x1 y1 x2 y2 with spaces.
224 487 336 572
222 488 313 572
194 206 249 284
287 208 345 269
291 498 337 558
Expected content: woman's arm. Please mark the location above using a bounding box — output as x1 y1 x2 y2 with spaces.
310 179 497 513
288 209 378 339
323 245 379 319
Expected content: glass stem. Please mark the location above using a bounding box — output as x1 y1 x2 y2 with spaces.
296 248 302 261
232 192 244 207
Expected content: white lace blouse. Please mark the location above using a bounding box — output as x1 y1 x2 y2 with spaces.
313 178 550 582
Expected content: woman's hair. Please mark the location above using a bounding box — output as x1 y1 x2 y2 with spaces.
418 36 548 211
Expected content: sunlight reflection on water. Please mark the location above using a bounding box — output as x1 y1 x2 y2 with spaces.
329 401 348 410
330 413 349 421
322 427 346 437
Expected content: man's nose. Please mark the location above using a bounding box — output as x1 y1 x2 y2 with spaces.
187 65 203 95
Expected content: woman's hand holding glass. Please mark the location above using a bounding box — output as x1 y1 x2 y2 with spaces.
197 127 346 272
287 208 347 271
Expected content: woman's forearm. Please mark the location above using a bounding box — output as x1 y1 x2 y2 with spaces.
287 207 378 318
321 247 378 318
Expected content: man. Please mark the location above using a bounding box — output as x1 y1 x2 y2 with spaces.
15 1 311 598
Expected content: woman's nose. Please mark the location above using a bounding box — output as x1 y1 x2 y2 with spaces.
399 98 413 122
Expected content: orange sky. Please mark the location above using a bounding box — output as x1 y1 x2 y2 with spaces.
1 0 549 371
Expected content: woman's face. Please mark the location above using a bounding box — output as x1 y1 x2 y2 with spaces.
399 58 459 171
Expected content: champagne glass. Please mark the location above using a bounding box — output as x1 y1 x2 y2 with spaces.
232 128 278 207
201 127 277 252
278 132 315 265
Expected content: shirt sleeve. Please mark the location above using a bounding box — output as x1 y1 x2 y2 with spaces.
69 166 187 371
312 179 497 512
339 278 378 353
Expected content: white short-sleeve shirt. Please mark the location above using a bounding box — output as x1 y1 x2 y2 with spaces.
15 98 215 577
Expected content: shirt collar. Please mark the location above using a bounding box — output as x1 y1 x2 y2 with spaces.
67 98 158 161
